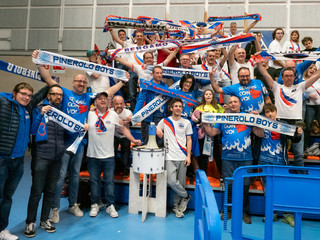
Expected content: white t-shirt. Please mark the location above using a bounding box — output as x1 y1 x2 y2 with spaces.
306 79 320 106
268 40 282 69
157 117 192 161
110 107 132 138
229 61 254 85
282 41 300 52
272 81 306 119
87 110 120 159
86 72 111 93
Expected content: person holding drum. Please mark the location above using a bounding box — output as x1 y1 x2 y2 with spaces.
86 92 141 218
156 97 192 218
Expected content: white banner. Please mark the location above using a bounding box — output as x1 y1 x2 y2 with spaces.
202 113 297 136
33 50 128 81
47 107 87 154
131 81 180 125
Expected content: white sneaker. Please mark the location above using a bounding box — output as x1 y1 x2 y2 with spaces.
68 203 84 217
106 204 118 218
24 222 36 238
89 204 99 217
50 208 60 223
0 230 19 240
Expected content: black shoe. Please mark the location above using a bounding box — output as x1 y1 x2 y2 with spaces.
25 223 36 238
242 212 252 224
40 220 56 233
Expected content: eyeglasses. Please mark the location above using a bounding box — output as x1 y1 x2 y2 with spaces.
49 93 63 97
74 80 88 84
18 91 33 99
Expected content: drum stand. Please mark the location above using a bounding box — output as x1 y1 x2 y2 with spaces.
128 168 167 222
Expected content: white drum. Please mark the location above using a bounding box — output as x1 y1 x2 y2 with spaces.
132 146 165 174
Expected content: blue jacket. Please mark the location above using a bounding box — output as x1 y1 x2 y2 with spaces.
133 80 168 123
0 87 48 158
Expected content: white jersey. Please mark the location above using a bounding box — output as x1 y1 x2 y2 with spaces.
87 110 120 159
229 60 254 85
268 40 282 69
272 81 306 120
110 107 132 138
157 117 192 161
282 41 300 52
86 72 111 93
306 79 320 106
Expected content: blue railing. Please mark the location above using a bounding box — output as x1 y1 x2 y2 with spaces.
229 165 320 240
194 170 221 240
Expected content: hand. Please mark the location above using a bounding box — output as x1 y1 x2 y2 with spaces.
309 93 318 100
125 71 130 81
32 50 39 59
41 105 52 115
193 109 201 120
156 128 164 138
209 67 217 78
184 156 191 166
90 105 96 111
83 123 90 131
132 139 142 145
250 110 259 115
97 56 102 65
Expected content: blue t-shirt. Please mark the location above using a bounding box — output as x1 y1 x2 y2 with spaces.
61 87 94 124
260 129 285 165
214 123 252 161
61 87 94 139
223 79 268 113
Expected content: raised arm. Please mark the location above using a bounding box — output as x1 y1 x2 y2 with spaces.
256 62 275 89
32 50 57 86
105 81 124 96
114 56 134 70
163 47 179 66
109 27 125 47
243 20 259 33
227 45 238 68
305 68 320 89
209 68 224 93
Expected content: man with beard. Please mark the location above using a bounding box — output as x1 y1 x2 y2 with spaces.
24 85 65 238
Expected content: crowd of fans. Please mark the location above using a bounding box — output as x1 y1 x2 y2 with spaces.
1 19 320 240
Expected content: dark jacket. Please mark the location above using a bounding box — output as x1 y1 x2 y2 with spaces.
0 86 49 157
31 100 65 161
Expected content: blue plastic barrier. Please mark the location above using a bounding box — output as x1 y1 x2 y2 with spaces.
228 165 320 240
194 170 221 240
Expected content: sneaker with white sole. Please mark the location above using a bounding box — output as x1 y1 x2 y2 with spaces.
106 204 118 218
24 223 36 238
172 207 184 218
40 220 56 233
178 194 191 213
50 208 60 224
0 230 19 240
68 203 84 217
89 204 100 217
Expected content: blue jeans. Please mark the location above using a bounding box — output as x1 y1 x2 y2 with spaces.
26 157 61 223
292 131 304 167
222 160 252 213
87 157 115 207
0 156 24 231
52 143 84 208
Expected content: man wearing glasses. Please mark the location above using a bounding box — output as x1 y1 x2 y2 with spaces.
32 50 125 223
0 82 48 240
24 85 64 237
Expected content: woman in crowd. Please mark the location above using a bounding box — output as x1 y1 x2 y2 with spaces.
192 89 224 176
